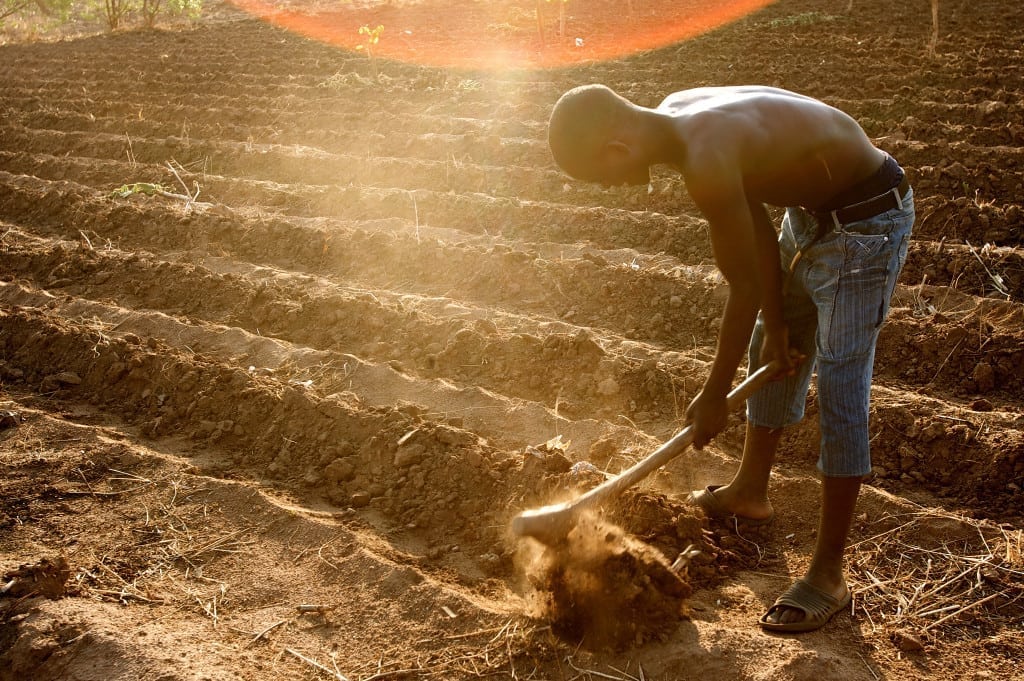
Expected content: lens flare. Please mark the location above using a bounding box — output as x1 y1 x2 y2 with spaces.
228 0 776 70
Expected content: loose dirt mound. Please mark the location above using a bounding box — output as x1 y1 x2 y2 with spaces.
1 0 1023 679
524 515 692 650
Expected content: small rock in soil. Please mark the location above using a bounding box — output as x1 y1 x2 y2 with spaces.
892 628 926 653
41 371 82 391
971 398 994 412
0 410 21 430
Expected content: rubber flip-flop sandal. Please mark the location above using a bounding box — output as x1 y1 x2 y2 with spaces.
688 485 774 527
758 579 853 633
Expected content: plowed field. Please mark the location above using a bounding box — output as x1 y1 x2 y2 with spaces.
1 1 1022 679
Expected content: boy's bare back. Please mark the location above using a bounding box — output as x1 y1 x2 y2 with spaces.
660 86 886 209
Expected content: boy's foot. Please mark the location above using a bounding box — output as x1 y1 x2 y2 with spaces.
759 578 852 633
688 484 774 526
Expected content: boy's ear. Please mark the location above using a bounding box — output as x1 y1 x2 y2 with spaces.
602 140 632 162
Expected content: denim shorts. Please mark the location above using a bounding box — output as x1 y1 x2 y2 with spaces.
746 189 914 477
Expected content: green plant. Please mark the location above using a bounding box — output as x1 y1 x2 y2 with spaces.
356 23 383 78
1 0 68 22
1 0 70 33
2 0 201 33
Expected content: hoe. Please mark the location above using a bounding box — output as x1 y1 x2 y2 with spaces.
511 361 781 546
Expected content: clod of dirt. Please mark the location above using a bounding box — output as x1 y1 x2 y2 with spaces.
892 628 927 653
0 410 21 430
524 514 691 650
971 398 994 412
1 556 71 600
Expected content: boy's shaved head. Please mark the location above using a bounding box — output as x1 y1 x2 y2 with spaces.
548 84 633 181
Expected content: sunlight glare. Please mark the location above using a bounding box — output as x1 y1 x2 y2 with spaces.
227 0 777 70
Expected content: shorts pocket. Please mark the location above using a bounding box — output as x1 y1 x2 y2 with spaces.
848 234 890 262
840 222 895 273
875 232 911 326
825 234 895 360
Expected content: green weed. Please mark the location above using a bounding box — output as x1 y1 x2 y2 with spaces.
356 24 384 79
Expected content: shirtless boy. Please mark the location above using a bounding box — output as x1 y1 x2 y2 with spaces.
547 84 914 632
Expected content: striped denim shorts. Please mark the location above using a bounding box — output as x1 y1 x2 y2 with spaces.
746 188 914 477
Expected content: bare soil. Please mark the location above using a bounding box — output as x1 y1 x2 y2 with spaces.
0 1 1022 680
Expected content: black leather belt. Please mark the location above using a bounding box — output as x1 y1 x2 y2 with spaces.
812 176 911 230
785 175 911 296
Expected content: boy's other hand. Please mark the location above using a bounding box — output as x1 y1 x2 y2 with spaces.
761 328 805 379
686 389 728 450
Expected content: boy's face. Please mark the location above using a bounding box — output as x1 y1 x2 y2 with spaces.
597 163 651 188
584 141 651 187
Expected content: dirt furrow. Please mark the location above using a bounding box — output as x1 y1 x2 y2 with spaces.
3 108 549 169
7 87 1016 143
0 91 547 139
0 173 725 346
0 290 726 577
912 193 1023 247
0 70 564 119
5 65 1019 143
901 240 1024 300
0 228 713 426
0 124 527 196
13 99 1023 185
9 122 1024 229
0 407 558 680
0 293 509 546
3 169 1019 359
0 123 613 207
770 377 1024 519
7 224 1020 437
832 96 1023 135
5 156 1019 308
7 90 1024 181
0 165 704 258
0 278 625 456
2 0 1023 676
877 290 1024 400
0 83 554 131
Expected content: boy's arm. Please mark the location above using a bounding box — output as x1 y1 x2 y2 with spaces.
683 162 788 447
748 201 791 368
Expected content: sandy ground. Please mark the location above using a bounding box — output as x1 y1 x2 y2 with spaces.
1 0 1022 679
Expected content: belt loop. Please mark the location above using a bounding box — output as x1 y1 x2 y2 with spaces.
783 249 804 297
893 186 904 210
831 210 841 231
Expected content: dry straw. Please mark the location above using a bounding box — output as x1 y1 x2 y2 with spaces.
847 506 1023 640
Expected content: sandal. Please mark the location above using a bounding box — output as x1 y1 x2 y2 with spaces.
759 579 852 633
689 485 774 527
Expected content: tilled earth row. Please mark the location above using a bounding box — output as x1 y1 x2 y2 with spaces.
1 0 1022 678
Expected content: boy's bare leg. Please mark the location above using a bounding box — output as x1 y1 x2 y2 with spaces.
706 422 781 522
763 474 860 624
711 422 859 624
